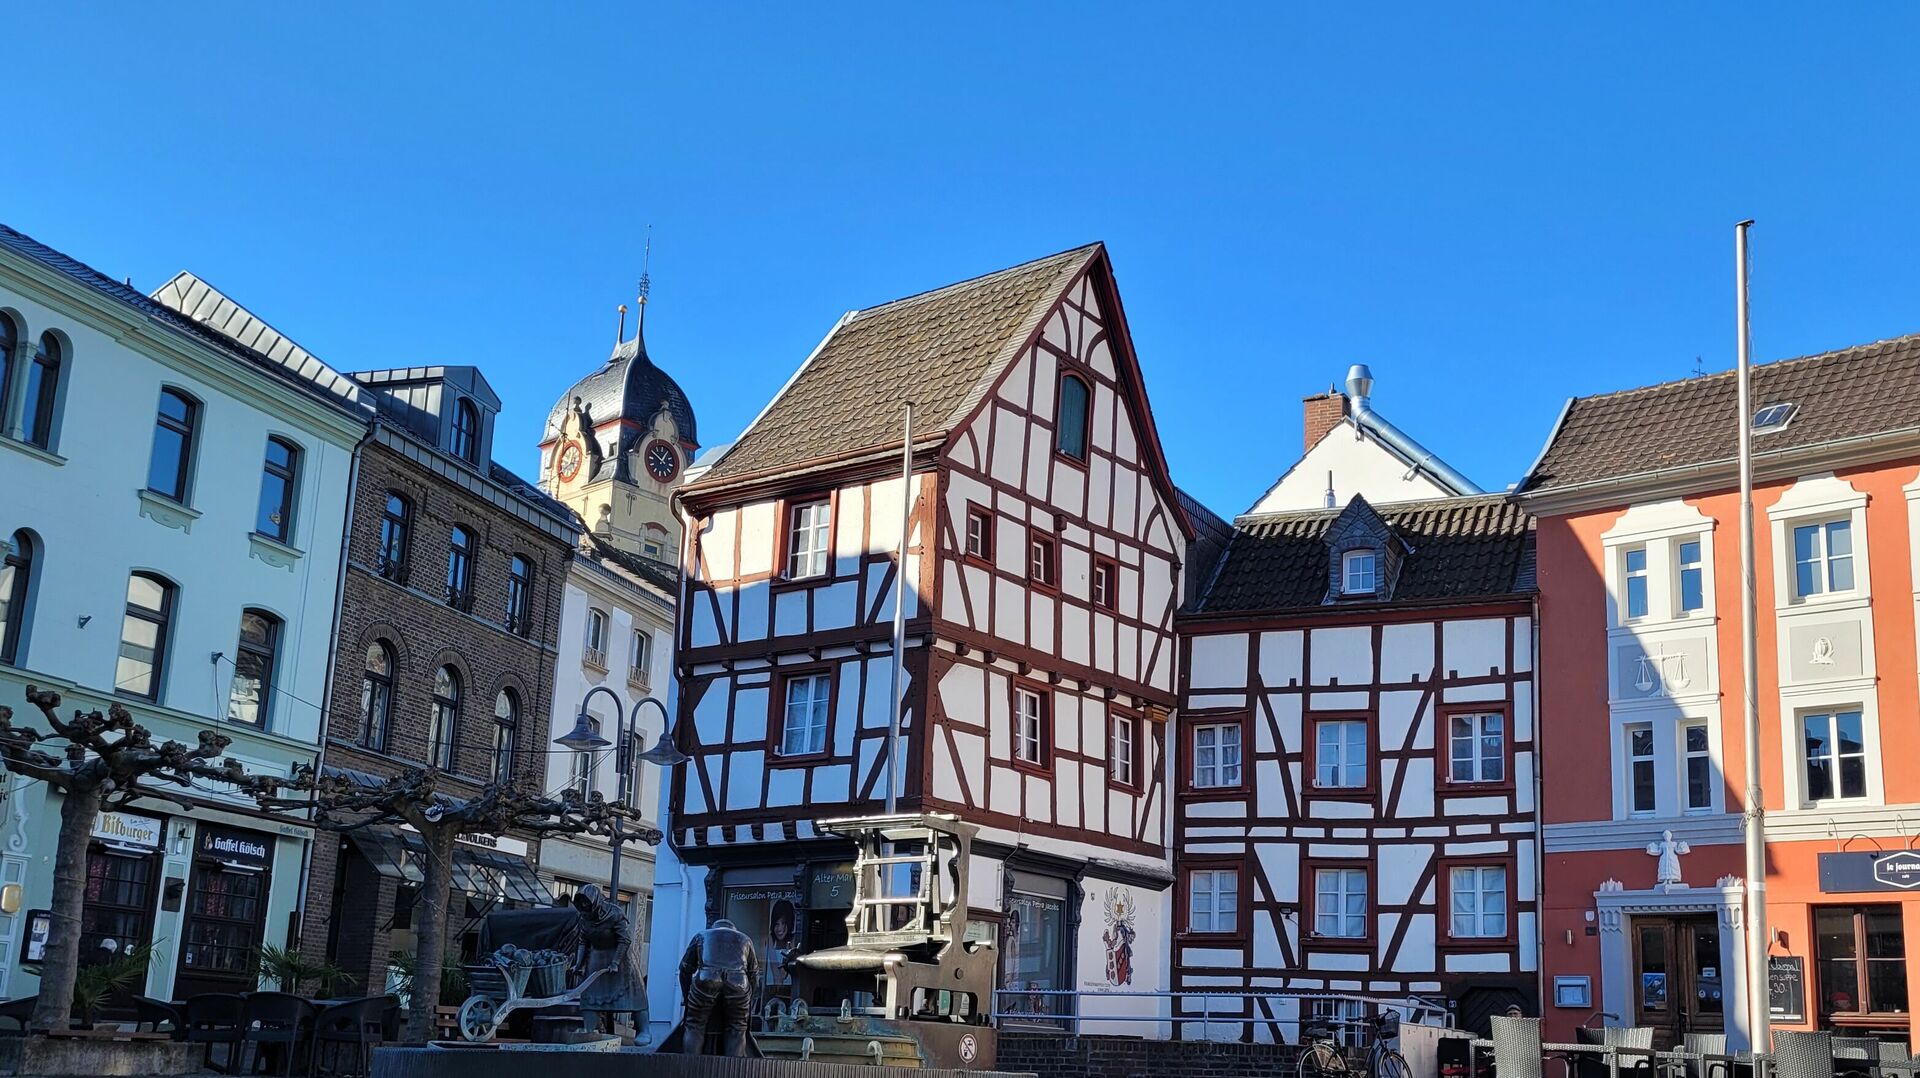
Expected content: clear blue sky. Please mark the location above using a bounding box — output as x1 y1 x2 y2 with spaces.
8 6 1920 517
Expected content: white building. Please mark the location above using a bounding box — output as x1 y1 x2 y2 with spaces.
0 225 370 1002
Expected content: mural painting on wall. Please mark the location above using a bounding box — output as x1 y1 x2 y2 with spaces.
1102 887 1136 987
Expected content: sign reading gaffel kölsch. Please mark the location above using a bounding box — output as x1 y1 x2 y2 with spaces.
198 826 273 871
1818 850 1920 893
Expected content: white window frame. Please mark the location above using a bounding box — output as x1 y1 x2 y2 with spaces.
1192 722 1242 789
1448 710 1506 784
1341 549 1378 595
570 717 600 796
1625 722 1657 816
1681 722 1714 813
1313 867 1369 939
1791 518 1855 600
1188 868 1238 934
629 627 652 685
786 499 832 580
1110 714 1136 788
1313 718 1367 789
1448 865 1509 939
1676 538 1705 615
584 608 608 668
1799 707 1868 804
1013 687 1046 766
779 672 832 757
1622 545 1649 620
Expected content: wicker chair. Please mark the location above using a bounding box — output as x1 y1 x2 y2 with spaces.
1879 1042 1918 1078
1770 1030 1833 1078
1490 1015 1546 1078
1572 1025 1656 1077
1679 1032 1731 1078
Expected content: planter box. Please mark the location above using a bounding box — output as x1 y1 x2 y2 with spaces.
0 1035 204 1077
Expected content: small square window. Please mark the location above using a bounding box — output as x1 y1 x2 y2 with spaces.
1192 722 1242 789
1313 867 1369 939
1342 550 1378 595
1187 868 1239 934
965 506 993 560
1313 718 1368 789
1092 558 1117 610
1448 865 1508 939
1793 520 1854 598
1447 711 1506 784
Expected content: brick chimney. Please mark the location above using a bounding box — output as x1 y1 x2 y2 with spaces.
1302 388 1349 452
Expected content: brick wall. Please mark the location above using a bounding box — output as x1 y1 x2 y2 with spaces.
997 1033 1302 1078
300 438 576 968
1301 390 1348 451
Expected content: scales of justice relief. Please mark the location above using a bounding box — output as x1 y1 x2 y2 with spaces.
1634 645 1692 695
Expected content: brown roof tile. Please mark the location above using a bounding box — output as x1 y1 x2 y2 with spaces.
696 245 1100 484
1522 331 1920 495
1193 494 1534 615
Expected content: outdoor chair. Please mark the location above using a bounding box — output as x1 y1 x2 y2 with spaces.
241 992 315 1077
1880 1042 1919 1078
1572 1025 1657 1078
132 995 184 1039
1769 1030 1833 1078
183 993 248 1074
1490 1015 1546 1078
0 997 32 1037
1677 1032 1731 1078
312 995 395 1078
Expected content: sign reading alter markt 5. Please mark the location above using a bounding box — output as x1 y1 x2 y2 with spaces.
1818 850 1920 893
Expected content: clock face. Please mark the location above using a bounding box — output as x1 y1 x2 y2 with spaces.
645 440 679 482
556 440 584 482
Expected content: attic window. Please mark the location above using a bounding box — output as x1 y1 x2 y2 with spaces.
1342 550 1378 595
1751 402 1797 435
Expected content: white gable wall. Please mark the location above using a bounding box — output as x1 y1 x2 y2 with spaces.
1250 419 1456 514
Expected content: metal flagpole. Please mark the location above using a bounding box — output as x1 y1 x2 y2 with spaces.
886 402 913 813
1736 219 1771 1053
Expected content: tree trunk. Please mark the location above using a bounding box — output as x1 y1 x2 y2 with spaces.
32 787 101 1032
404 826 459 1043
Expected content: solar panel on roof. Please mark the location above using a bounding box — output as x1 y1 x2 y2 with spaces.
1752 402 1798 434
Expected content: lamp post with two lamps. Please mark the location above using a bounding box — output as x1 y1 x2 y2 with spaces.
552 686 686 913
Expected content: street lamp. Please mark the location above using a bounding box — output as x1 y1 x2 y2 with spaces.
554 687 682 914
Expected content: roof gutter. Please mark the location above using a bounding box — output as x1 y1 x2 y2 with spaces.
1345 364 1483 496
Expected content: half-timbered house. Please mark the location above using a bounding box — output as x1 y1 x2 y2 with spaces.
1174 369 1539 1041
645 244 1217 1039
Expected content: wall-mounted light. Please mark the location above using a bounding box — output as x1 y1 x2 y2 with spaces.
172 823 191 856
0 883 21 915
77 615 91 629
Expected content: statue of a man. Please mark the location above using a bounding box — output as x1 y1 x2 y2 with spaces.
676 918 759 1056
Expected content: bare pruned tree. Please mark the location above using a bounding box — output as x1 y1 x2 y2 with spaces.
0 687 257 1032
250 765 659 1043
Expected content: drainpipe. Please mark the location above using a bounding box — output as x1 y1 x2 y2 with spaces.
1343 365 1484 497
294 423 374 951
1531 595 1547 1020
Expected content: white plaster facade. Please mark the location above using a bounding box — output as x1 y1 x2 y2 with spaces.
1250 418 1460 514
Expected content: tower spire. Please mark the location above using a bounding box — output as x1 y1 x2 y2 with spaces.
634 225 652 343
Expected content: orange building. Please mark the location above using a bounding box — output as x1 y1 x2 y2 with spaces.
1518 335 1920 1051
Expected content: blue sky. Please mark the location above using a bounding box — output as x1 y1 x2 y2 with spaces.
7 6 1920 517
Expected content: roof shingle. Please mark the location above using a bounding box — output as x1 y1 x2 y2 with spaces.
1522 331 1920 495
1193 494 1534 615
696 245 1100 484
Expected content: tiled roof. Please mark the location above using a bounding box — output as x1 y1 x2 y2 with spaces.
1522 331 1920 494
1178 488 1234 608
696 245 1101 484
0 226 371 419
582 533 680 597
1193 494 1534 615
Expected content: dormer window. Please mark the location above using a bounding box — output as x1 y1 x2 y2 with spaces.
1341 550 1378 595
451 399 480 464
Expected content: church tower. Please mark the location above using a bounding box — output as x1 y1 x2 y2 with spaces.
539 277 697 564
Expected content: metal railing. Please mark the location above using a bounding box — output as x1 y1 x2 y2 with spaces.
990 987 1453 1041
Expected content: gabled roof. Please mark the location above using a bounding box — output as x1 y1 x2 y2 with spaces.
1520 330 1920 498
693 244 1101 485
1191 493 1534 616
0 225 371 419
581 532 680 598
151 272 372 412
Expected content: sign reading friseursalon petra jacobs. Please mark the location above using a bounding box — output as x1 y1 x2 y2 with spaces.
1818 851 1920 893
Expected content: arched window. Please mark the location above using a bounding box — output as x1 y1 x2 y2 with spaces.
116 572 176 700
1055 373 1090 462
492 689 518 782
147 388 199 502
451 399 480 464
505 555 533 636
446 526 473 610
226 609 281 726
377 493 411 581
429 665 461 770
0 314 17 428
359 642 394 749
0 530 35 665
255 437 300 543
23 333 61 449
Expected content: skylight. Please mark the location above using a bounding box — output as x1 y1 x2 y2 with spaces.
1751 402 1798 435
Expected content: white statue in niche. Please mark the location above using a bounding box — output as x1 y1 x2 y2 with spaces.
1647 829 1691 889
1810 636 1836 665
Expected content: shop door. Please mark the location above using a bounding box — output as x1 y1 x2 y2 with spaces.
1631 915 1723 1048
1001 873 1073 1028
174 827 273 999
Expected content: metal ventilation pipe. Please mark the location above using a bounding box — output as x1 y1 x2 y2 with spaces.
1343 364 1483 495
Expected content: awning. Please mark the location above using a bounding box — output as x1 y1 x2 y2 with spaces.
345 826 551 906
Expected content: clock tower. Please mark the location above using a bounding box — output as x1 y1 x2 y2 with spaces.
539 286 697 565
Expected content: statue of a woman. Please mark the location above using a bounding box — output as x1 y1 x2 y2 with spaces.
572 884 647 1036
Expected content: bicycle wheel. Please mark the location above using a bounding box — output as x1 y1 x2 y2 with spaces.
1296 1041 1351 1078
1370 1047 1411 1078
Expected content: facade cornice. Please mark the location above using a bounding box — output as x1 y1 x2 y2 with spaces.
372 426 580 544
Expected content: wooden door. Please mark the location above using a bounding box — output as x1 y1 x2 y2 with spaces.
1632 915 1723 1048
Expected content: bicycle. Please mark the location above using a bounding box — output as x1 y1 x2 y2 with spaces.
1295 1011 1410 1078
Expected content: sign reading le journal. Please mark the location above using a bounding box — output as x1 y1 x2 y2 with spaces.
1818 851 1920 893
